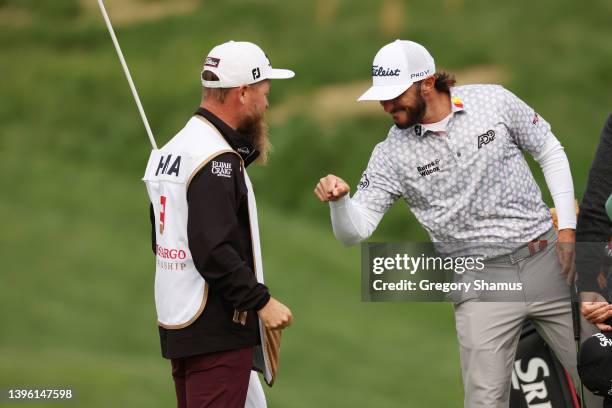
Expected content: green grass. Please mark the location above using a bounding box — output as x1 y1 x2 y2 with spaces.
1 0 612 406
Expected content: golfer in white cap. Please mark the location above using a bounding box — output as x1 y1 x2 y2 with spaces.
314 39 602 407
144 40 293 408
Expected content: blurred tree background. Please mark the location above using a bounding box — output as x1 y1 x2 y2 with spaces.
1 0 611 406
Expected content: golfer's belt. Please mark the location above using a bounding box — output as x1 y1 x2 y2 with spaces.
489 228 554 264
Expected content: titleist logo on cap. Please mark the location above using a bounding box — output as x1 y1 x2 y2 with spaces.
205 57 220 68
372 66 400 77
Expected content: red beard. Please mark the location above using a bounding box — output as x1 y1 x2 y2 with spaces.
237 108 271 165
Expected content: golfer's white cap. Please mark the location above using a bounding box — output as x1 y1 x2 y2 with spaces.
201 41 295 88
358 40 435 101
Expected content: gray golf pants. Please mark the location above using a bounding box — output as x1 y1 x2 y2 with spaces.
453 234 602 407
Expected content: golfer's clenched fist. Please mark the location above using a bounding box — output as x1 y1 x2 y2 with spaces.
314 174 350 202
258 297 293 330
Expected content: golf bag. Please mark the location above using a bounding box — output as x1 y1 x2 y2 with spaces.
510 321 581 408
511 237 612 408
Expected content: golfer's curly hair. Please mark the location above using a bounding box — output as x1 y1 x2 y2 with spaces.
433 71 457 93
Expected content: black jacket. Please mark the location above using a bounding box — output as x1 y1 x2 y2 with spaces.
150 108 270 359
576 113 612 296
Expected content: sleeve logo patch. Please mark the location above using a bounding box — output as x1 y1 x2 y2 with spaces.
211 161 232 178
358 173 370 190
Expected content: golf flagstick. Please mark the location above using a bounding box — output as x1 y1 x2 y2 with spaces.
97 0 158 150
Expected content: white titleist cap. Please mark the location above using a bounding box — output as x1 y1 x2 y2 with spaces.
201 41 295 88
358 40 435 101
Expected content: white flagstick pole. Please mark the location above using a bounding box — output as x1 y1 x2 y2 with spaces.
97 0 158 150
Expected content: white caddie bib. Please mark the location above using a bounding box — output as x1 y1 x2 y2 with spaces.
142 116 278 386
143 116 235 329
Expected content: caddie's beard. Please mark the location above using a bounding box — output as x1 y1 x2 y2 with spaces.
237 107 271 165
393 91 427 129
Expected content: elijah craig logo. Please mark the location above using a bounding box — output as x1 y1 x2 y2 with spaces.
211 161 232 178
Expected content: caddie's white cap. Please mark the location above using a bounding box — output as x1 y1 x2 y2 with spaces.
201 41 295 88
358 40 435 101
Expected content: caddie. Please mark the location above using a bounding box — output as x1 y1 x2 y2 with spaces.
143 40 293 408
314 39 602 407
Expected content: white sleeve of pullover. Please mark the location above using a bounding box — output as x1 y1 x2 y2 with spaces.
533 131 576 230
329 195 384 246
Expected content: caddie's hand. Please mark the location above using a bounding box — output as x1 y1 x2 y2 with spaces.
580 291 612 331
314 174 350 202
257 297 293 330
556 229 576 286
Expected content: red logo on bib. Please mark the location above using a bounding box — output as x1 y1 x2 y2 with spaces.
160 196 167 234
